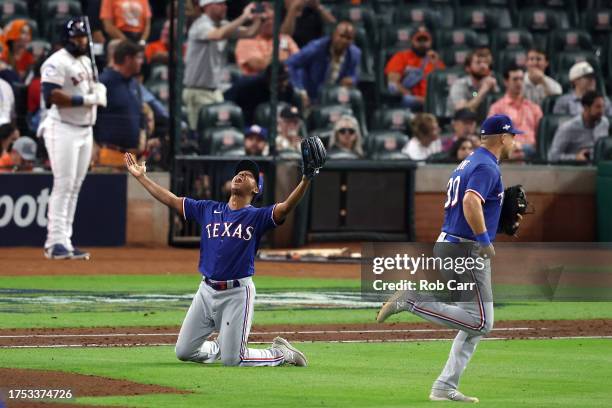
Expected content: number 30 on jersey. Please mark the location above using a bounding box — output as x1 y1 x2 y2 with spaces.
444 176 461 208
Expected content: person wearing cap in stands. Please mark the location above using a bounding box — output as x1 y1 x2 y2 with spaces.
442 108 479 151
183 0 263 130
277 105 303 152
0 136 36 172
244 124 269 156
384 25 445 111
553 61 612 116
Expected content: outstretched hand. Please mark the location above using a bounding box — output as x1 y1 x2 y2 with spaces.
125 153 146 178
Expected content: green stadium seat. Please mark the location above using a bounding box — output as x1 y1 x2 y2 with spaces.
516 0 578 26
580 9 612 47
551 51 600 80
0 0 27 22
424 67 464 121
436 28 480 49
208 127 245 156
518 7 570 49
547 29 594 54
455 6 512 33
394 5 444 29
146 81 169 105
536 114 573 160
594 137 612 163
149 64 169 82
490 29 534 51
441 46 472 68
380 24 416 50
43 0 82 19
197 102 244 136
320 86 368 136
254 102 290 130
309 104 354 133
364 130 409 160
332 4 379 48
540 94 560 114
495 48 528 72
26 39 51 60
371 108 412 136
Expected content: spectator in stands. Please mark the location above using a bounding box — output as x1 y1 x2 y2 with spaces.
402 113 442 160
286 21 360 105
441 108 478 151
474 46 493 70
553 61 612 116
0 123 19 155
384 26 445 111
449 137 474 162
277 105 303 152
548 90 609 162
488 63 543 159
244 124 269 156
0 135 36 172
224 63 296 125
523 48 562 106
328 114 363 159
86 0 107 45
100 0 152 44
447 49 499 118
183 0 263 130
281 0 337 48
94 41 145 166
235 3 299 76
145 20 170 64
0 76 15 125
1 19 34 79
26 59 43 134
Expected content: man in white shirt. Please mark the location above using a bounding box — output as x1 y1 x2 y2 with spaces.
0 77 15 125
522 48 562 106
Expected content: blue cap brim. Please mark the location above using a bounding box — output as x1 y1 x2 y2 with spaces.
509 128 524 135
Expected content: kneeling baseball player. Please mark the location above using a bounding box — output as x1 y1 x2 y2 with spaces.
124 136 326 366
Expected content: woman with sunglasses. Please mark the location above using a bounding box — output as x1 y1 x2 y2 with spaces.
328 115 364 159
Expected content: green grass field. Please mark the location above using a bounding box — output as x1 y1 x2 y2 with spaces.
1 273 611 407
0 340 610 407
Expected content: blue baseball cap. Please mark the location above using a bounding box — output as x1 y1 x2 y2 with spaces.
244 125 268 140
480 114 524 137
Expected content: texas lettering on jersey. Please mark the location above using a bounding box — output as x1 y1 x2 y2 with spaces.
205 222 254 241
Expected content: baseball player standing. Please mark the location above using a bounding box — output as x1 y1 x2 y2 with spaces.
124 136 326 366
40 17 107 260
377 115 524 403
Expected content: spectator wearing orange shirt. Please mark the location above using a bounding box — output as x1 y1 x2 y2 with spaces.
1 19 34 78
384 26 445 111
235 3 299 75
488 63 542 159
145 20 170 63
100 0 152 44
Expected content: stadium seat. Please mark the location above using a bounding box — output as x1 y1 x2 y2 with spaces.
0 0 27 24
208 127 245 156
371 108 412 136
518 7 570 49
26 39 51 61
149 64 169 82
495 48 528 72
254 101 290 130
580 9 612 47
394 5 443 29
490 29 534 51
364 130 410 160
308 104 354 133
197 102 244 136
515 0 578 26
441 46 472 68
455 6 512 33
436 28 480 49
42 0 82 19
380 24 416 50
149 17 166 42
218 64 241 92
320 86 368 136
353 26 375 83
332 4 379 48
550 51 601 80
594 137 612 163
536 114 573 160
547 29 594 54
424 67 465 121
540 94 560 114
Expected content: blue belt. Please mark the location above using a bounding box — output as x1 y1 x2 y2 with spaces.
204 277 240 291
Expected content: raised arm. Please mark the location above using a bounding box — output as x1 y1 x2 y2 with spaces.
273 176 310 224
124 153 183 216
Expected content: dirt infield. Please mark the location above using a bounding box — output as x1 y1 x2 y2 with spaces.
0 248 359 279
1 320 610 348
0 367 187 408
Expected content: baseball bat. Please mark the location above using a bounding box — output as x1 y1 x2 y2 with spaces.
83 16 99 82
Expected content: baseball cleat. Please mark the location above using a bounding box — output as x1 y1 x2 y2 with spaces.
429 389 479 403
376 290 412 323
44 244 71 260
272 337 308 367
69 248 90 260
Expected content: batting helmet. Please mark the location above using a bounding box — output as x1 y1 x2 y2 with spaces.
63 17 88 41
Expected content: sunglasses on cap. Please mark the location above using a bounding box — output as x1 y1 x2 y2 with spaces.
338 128 356 135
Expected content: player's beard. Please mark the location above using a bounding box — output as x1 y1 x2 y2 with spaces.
65 41 88 57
